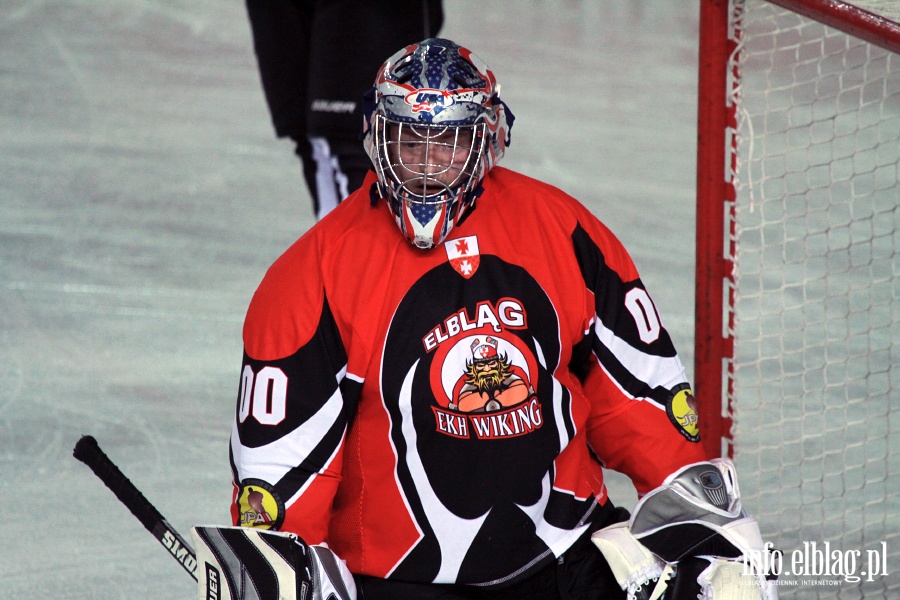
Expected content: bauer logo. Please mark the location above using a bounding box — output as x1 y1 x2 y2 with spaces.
406 88 456 113
205 562 221 600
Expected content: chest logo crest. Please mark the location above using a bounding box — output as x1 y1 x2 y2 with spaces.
445 236 480 279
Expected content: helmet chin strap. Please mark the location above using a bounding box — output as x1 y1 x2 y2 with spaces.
455 182 485 227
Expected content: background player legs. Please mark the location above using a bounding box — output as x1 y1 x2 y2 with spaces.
245 0 316 212
247 0 444 220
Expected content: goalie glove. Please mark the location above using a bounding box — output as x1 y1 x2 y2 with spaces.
591 521 673 600
190 526 357 600
628 459 779 600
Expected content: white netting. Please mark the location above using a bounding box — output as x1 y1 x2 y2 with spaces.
728 1 899 598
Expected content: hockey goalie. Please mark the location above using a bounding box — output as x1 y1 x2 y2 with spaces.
192 38 779 600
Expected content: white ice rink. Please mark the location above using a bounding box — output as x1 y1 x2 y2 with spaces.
1 1 701 597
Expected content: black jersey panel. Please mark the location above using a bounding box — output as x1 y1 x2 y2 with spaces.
570 223 678 359
382 257 562 518
236 298 351 450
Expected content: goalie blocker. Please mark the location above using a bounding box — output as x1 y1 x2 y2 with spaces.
591 459 779 600
191 526 356 600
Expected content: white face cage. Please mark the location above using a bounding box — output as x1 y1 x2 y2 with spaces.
373 116 487 206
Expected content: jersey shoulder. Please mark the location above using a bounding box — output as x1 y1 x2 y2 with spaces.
484 167 636 275
244 174 394 360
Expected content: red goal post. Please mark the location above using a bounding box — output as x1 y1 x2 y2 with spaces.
694 0 898 597
695 0 899 457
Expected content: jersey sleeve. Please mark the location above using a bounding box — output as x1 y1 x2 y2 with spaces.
567 218 709 495
229 237 360 545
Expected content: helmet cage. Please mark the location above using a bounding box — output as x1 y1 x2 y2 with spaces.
374 117 487 204
372 116 488 248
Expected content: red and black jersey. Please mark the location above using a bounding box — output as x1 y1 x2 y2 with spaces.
229 166 708 586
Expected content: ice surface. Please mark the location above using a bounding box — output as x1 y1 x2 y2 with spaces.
0 1 699 597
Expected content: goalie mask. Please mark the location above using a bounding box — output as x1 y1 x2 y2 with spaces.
363 38 514 249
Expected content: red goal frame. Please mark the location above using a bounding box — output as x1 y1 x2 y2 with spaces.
693 0 900 459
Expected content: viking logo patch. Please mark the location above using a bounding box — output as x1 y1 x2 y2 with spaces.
427 330 542 440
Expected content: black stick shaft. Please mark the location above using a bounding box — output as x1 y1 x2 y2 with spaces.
73 435 198 581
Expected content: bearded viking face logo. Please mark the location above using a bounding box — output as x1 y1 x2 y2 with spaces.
453 336 531 413
467 354 506 393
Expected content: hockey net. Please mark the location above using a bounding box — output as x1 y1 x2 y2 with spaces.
695 0 899 597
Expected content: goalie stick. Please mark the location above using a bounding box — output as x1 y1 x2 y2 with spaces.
72 435 198 581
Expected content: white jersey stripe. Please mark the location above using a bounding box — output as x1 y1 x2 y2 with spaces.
231 386 346 485
593 315 688 391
